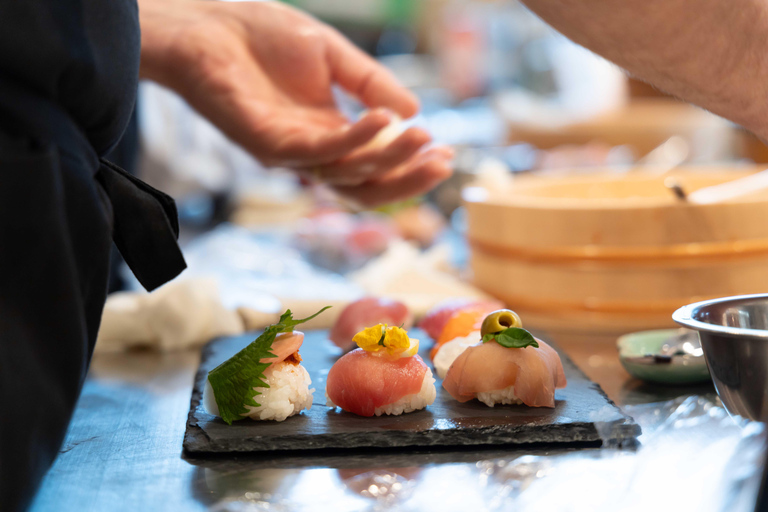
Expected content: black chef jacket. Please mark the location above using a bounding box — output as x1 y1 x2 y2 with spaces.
0 2 186 511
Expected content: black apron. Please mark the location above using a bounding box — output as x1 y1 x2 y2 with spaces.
0 2 186 510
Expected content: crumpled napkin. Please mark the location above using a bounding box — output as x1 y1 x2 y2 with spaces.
95 278 245 353
95 278 349 353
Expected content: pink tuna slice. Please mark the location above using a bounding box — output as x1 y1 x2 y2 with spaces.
326 349 428 417
329 297 412 350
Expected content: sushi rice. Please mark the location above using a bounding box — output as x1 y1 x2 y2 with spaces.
433 332 481 379
476 387 524 407
204 360 314 422
325 367 437 416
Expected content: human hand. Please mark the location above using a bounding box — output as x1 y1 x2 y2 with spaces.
139 0 452 206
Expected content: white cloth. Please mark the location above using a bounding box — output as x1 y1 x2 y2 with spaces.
95 278 244 353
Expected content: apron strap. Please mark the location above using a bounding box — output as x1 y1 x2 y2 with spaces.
96 159 186 291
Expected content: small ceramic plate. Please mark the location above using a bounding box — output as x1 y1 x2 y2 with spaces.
617 329 711 385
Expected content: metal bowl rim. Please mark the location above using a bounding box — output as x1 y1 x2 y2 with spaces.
672 293 768 339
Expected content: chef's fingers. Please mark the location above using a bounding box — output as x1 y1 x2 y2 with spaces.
333 147 453 207
311 127 432 186
325 29 419 119
253 108 393 167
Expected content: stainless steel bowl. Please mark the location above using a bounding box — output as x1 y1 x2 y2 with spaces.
673 293 768 422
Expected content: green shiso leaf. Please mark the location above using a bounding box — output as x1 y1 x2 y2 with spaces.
482 327 539 349
207 306 331 425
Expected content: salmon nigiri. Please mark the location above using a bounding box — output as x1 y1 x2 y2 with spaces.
326 324 435 417
418 298 503 342
442 309 566 408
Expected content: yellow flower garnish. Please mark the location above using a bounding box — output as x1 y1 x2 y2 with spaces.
383 326 411 354
353 323 416 357
353 324 387 352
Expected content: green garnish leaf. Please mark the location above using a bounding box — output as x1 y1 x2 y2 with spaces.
482 327 539 349
373 196 422 215
207 306 331 424
377 326 387 346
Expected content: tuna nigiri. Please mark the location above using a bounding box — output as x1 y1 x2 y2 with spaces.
442 310 566 408
329 297 412 350
326 324 436 417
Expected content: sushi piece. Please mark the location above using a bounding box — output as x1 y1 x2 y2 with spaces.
203 307 330 424
418 298 503 342
345 216 399 260
294 211 397 272
432 331 480 379
329 297 412 350
429 308 487 360
432 308 521 363
442 310 566 408
442 339 566 407
326 324 436 416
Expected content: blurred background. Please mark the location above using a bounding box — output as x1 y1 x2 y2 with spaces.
102 0 768 352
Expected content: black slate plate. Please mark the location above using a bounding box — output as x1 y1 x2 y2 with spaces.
184 330 640 454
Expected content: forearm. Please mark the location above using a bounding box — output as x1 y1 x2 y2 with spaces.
137 0 211 87
521 0 768 139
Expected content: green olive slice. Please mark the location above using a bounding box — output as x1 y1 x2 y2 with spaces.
481 309 523 336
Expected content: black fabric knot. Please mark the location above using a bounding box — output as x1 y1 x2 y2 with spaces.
96 159 186 291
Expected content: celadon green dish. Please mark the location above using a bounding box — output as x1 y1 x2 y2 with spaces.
617 329 711 385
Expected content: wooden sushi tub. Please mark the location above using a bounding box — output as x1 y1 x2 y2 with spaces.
464 166 768 343
507 98 737 161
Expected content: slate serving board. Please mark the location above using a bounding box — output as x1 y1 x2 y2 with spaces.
184 330 640 454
